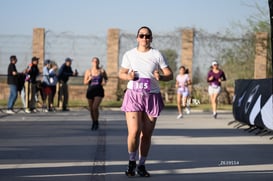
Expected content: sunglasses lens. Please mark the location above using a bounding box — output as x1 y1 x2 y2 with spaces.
139 34 151 39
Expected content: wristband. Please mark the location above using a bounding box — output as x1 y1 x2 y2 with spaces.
159 75 163 81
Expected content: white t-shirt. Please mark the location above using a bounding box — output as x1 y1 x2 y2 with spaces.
176 74 190 88
121 47 169 93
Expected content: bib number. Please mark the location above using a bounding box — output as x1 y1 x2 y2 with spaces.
133 78 151 93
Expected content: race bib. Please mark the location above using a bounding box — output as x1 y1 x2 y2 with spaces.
133 78 151 93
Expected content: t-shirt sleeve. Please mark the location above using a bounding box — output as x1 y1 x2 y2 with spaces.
121 52 131 69
158 52 168 69
176 75 179 82
186 74 190 81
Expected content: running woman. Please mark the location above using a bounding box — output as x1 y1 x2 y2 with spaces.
176 66 191 119
119 26 173 177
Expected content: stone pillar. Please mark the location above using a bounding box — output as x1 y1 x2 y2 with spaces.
181 29 194 92
105 28 120 101
32 28 45 73
254 32 268 79
181 29 194 81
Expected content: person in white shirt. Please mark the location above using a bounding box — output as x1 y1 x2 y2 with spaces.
42 60 58 112
119 26 173 177
175 65 191 119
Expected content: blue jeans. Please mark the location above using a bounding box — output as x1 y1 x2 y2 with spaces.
7 84 18 110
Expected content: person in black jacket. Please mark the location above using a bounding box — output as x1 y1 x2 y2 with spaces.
26 56 40 112
6 55 18 114
58 57 78 111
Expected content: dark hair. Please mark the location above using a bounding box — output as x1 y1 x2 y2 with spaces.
136 26 153 37
65 57 72 62
32 56 39 62
10 55 17 61
92 57 102 69
44 59 51 65
179 66 189 74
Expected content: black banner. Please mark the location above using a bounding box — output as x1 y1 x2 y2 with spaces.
233 78 273 130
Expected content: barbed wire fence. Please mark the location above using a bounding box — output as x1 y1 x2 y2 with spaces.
0 29 270 107
0 35 32 74
193 30 255 84
44 30 107 76
192 29 257 104
118 30 182 69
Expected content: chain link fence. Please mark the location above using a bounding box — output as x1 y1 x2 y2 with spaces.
0 35 32 74
44 30 107 75
119 30 182 69
0 29 270 107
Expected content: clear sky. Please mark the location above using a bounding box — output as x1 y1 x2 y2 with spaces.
0 0 269 35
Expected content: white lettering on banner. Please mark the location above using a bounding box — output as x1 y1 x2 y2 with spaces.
261 95 273 130
249 95 261 125
249 95 273 131
237 92 246 106
244 85 260 114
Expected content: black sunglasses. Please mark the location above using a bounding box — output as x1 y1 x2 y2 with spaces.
138 34 151 39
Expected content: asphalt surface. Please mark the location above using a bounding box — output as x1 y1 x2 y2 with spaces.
0 108 272 181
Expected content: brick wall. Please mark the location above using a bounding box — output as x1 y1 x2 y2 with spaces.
32 28 45 72
1 28 269 105
254 32 268 79
104 29 120 101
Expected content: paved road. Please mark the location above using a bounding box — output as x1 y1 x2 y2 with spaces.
0 108 272 181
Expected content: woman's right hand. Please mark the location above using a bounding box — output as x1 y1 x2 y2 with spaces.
127 71 137 80
84 70 92 85
208 76 214 81
87 74 92 82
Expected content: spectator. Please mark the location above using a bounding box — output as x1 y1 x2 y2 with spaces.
17 70 31 113
48 62 58 112
58 57 78 111
6 55 18 114
42 60 58 112
26 56 40 113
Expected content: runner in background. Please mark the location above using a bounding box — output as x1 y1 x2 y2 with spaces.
175 65 191 119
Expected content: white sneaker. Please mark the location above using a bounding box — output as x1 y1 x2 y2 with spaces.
177 114 183 119
42 108 48 113
6 110 15 114
185 107 191 114
25 109 31 114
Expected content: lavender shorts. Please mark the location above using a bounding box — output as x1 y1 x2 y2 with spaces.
121 89 164 117
177 87 190 97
